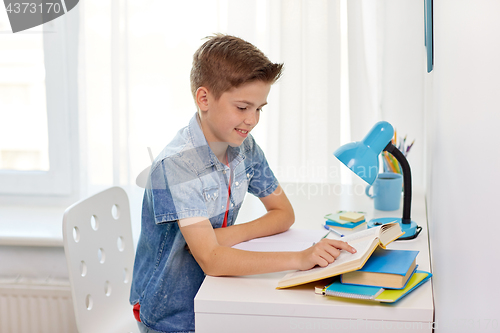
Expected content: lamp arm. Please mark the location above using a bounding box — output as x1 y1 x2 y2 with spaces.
383 143 412 224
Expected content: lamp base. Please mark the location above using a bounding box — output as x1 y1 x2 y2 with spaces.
367 217 419 240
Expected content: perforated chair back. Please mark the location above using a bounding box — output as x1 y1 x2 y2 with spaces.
63 187 139 333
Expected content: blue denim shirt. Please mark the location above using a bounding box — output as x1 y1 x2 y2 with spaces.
130 113 279 333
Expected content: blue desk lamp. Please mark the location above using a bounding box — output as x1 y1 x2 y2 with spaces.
333 121 420 240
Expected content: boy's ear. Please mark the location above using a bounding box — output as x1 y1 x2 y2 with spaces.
195 87 209 112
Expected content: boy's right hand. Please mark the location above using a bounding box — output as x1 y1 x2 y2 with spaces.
297 239 357 271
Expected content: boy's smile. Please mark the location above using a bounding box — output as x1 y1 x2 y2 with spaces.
197 80 271 161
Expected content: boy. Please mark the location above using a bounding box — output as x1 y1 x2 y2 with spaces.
130 34 356 333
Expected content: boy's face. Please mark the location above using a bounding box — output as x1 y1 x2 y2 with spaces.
199 80 271 148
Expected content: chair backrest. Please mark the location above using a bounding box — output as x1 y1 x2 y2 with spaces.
63 187 139 333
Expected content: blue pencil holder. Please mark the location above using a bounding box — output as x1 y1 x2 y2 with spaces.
365 172 403 211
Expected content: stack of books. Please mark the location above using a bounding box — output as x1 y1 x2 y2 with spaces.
277 223 431 303
324 211 366 229
277 223 404 289
315 248 432 303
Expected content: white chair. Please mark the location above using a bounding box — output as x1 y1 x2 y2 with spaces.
63 187 139 333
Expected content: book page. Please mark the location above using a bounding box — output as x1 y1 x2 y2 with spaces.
378 223 403 246
338 225 381 243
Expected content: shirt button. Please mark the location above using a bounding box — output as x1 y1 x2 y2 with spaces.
222 205 224 209
223 170 226 174
235 182 239 186
231 203 234 207
247 173 250 178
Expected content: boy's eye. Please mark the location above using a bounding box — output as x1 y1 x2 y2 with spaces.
236 105 264 112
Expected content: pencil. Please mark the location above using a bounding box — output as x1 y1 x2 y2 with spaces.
391 153 402 174
387 152 401 174
383 152 398 173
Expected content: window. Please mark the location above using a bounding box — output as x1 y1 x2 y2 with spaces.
0 12 49 172
0 9 77 197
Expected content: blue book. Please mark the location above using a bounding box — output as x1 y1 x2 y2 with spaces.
340 248 419 289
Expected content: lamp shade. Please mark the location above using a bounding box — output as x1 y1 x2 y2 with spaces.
333 121 394 185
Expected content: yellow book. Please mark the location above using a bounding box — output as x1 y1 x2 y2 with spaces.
277 223 404 289
374 271 431 302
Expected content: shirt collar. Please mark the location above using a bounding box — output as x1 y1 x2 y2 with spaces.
187 112 245 172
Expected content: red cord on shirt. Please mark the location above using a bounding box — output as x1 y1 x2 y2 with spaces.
222 155 231 228
133 303 141 322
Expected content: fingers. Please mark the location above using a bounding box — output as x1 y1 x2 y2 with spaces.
324 239 357 254
316 241 341 259
314 243 336 266
315 256 330 268
309 242 336 268
300 238 357 270
314 239 357 266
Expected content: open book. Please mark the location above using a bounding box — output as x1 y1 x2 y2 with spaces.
277 223 404 289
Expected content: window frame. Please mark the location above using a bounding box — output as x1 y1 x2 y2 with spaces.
0 11 79 199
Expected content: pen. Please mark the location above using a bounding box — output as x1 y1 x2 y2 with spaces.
406 140 415 156
323 224 344 238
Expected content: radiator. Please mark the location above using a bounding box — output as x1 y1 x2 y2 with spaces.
0 280 78 333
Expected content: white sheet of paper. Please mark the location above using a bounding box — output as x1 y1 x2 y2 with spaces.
232 241 313 252
232 228 327 252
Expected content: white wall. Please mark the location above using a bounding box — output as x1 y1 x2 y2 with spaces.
427 0 500 331
380 0 425 188
347 0 425 187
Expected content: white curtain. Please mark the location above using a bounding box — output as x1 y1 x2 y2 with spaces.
77 0 425 235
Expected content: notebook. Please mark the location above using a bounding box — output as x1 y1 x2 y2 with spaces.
339 211 365 222
375 271 432 303
325 219 366 229
317 280 384 300
317 271 432 303
324 211 367 229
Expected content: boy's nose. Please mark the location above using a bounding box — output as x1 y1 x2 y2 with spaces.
245 110 259 126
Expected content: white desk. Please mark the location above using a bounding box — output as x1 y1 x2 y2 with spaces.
195 183 434 333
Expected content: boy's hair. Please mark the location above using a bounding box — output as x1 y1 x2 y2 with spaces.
190 34 283 100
